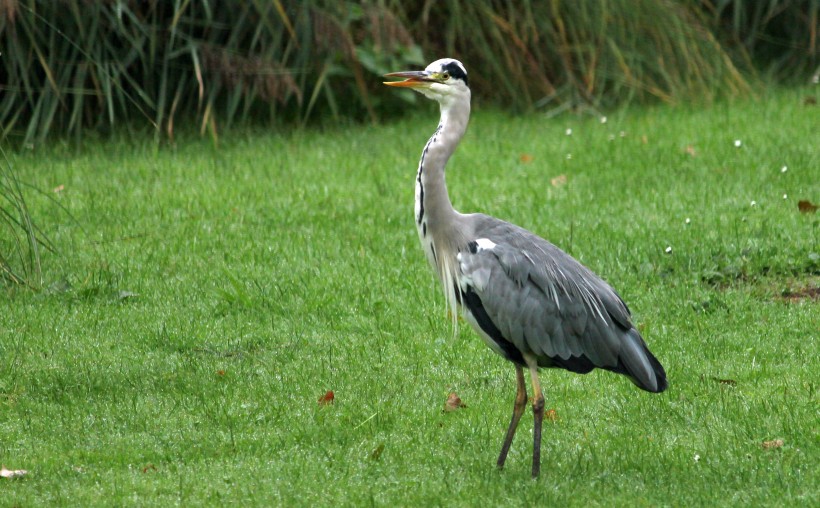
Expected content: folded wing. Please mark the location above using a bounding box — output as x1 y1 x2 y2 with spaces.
457 218 667 393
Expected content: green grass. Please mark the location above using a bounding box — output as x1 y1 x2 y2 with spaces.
2 88 818 505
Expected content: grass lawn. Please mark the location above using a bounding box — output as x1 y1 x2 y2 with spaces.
1 88 818 505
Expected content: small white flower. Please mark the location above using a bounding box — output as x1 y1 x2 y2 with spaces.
783 194 788 200
608 134 616 141
685 218 691 225
665 246 672 254
619 131 626 138
600 116 607 124
750 200 757 207
565 128 572 136
694 454 700 462
734 140 742 147
566 153 572 160
780 165 788 173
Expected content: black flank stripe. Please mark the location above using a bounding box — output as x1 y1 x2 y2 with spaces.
547 355 595 374
461 286 524 366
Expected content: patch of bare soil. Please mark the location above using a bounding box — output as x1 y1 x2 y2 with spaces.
778 286 820 302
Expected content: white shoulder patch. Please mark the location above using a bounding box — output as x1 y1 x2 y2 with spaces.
475 238 497 251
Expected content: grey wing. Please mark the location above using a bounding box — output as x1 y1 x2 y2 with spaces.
457 223 667 393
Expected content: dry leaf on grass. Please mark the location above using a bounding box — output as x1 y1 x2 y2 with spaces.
545 409 558 421
370 443 385 460
684 145 697 157
1 465 28 478
443 392 466 412
318 390 335 405
711 377 737 386
779 286 820 302
550 174 567 187
798 200 818 213
762 439 784 450
519 153 534 163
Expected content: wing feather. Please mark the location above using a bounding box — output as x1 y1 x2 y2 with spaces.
457 215 667 392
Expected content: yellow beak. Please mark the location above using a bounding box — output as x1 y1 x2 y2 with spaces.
383 70 435 88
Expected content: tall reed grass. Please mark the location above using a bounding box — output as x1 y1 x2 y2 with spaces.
0 149 55 289
3 0 812 146
0 1 814 287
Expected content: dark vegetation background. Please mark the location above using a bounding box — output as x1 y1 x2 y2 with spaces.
0 0 816 145
0 0 817 288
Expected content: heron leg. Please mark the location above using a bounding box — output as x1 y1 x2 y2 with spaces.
496 364 527 469
528 361 545 478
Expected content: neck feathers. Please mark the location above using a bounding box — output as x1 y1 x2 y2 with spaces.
415 98 470 227
415 94 471 324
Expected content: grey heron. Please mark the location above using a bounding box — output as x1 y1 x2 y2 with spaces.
384 58 667 478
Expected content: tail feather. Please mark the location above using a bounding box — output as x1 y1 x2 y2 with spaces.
618 329 668 393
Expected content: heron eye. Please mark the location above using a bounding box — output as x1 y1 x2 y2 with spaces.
442 71 450 80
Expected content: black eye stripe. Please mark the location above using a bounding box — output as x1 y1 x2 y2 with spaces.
441 61 468 86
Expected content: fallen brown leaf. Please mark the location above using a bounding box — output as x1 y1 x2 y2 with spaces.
550 174 567 187
710 377 737 386
318 390 335 405
520 153 534 164
545 409 558 422
762 438 784 450
370 443 385 460
684 145 697 157
444 392 466 412
779 286 820 302
1 465 28 478
53 184 65 193
142 464 157 473
216 370 226 376
798 200 818 213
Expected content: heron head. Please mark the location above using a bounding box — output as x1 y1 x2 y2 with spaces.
384 58 469 103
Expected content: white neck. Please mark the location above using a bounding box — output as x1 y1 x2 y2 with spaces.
414 92 471 320
414 96 470 234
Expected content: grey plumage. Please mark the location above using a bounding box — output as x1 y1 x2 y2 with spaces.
458 215 666 393
384 58 667 478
